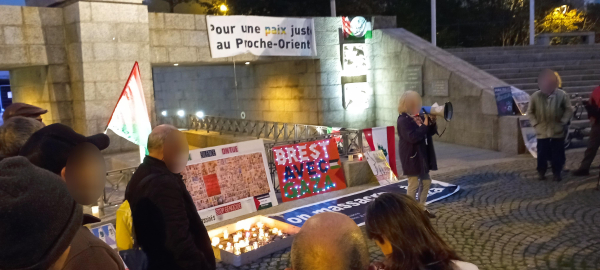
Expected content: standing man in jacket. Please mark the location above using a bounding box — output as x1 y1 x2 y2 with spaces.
527 69 573 181
572 85 600 176
125 125 215 270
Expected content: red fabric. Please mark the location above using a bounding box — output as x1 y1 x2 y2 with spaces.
591 86 600 108
386 126 399 178
363 128 374 149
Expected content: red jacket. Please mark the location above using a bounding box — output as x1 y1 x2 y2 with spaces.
587 86 600 119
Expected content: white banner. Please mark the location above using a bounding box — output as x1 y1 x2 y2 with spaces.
206 15 317 58
519 117 538 158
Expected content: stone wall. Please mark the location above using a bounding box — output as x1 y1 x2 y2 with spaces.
0 6 72 126
369 29 517 153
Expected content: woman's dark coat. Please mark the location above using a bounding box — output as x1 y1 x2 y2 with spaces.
397 113 438 176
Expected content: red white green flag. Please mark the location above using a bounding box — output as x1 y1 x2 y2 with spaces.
106 62 152 161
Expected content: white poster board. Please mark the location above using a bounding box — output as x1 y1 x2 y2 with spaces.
206 15 317 58
184 139 278 226
519 117 538 158
364 150 399 185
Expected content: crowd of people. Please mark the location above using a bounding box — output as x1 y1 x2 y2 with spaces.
2 66 598 270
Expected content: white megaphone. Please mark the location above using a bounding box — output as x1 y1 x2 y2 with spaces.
421 102 453 121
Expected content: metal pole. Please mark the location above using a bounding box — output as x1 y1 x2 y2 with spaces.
431 0 436 46
330 0 336 17
530 0 535 45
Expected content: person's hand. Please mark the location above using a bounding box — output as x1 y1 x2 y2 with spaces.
424 116 429 126
430 115 437 122
591 117 596 125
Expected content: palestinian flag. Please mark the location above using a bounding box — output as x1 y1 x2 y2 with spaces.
329 159 341 169
363 126 398 177
342 16 372 40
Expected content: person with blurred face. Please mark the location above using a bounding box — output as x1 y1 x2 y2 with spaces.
527 69 573 181
396 90 438 218
18 123 124 270
125 125 216 270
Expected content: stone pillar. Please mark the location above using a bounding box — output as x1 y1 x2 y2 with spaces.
64 0 152 153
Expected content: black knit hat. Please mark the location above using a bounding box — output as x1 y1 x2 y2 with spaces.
0 156 83 270
18 123 110 175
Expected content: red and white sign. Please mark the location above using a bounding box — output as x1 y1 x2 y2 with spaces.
273 138 347 203
363 126 398 177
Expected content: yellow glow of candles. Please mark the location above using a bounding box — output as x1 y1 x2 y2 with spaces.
218 244 223 249
223 229 229 239
251 228 256 231
237 232 243 238
253 233 257 237
245 232 250 239
243 223 251 231
233 235 239 243
91 206 99 216
246 246 252 252
257 222 264 229
227 242 231 248
277 231 283 236
259 228 264 235
253 242 258 249
272 228 278 234
211 237 220 247
234 250 240 255
264 232 269 238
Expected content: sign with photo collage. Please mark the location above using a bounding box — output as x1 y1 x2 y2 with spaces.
273 138 347 202
184 139 278 226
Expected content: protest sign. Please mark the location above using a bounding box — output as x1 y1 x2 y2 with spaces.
519 117 538 158
269 180 459 227
273 138 347 203
364 150 399 185
206 15 317 58
184 139 278 226
494 86 515 116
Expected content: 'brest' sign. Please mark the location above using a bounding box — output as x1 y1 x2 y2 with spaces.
206 15 318 58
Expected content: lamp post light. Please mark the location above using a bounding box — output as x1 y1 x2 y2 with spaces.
431 0 436 46
220 4 228 15
330 0 336 17
530 0 535 45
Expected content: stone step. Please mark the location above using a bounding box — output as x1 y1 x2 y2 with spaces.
451 46 600 58
476 59 600 70
512 80 600 90
484 63 600 75
447 44 600 54
462 52 600 65
494 69 600 79
503 74 600 85
522 85 596 93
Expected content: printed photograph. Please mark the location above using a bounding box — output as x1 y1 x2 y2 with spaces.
182 152 271 211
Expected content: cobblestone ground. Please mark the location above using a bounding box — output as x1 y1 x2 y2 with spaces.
216 152 600 270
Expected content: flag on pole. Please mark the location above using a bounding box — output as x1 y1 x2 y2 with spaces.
106 62 152 161
362 126 398 177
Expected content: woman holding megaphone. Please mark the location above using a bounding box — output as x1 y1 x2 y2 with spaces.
397 90 438 219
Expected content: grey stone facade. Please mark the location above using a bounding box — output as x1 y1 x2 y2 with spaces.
0 0 518 153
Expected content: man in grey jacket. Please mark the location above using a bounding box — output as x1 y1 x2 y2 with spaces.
526 69 573 181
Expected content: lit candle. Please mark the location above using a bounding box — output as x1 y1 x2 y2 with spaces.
253 242 258 250
277 231 283 236
234 250 240 255
237 232 243 238
246 246 252 252
227 242 231 248
223 229 229 239
233 235 239 243
253 233 257 237
259 228 264 235
272 228 278 234
243 223 251 231
211 237 220 247
257 222 264 229
246 232 250 239
251 228 256 232
218 244 223 249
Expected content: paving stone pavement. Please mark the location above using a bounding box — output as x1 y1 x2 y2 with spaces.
216 151 600 270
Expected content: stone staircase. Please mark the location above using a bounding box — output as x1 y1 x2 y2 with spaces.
447 45 600 145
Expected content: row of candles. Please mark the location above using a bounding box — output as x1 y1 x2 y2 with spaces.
211 222 285 255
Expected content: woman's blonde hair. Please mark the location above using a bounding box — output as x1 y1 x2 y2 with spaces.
398 90 422 114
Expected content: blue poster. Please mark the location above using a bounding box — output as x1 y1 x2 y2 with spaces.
269 180 459 227
90 223 117 249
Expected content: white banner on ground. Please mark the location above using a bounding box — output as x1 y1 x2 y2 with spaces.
519 117 538 158
206 15 317 58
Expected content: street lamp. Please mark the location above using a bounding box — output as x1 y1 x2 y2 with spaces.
220 4 228 12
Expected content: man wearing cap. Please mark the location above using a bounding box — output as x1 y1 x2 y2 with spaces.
2 102 48 124
19 123 125 270
0 156 83 270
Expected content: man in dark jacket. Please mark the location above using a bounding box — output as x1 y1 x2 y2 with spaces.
125 124 216 270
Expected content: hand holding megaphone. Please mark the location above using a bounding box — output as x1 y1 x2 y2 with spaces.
421 102 453 122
